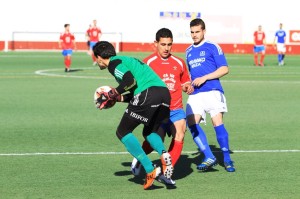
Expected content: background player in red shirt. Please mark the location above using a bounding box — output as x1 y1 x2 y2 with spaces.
58 24 76 72
253 25 266 66
86 20 102 65
131 28 193 185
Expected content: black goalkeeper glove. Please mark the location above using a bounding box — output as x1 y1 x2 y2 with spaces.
96 93 111 109
108 88 121 102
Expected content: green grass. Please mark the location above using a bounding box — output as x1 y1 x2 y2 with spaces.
0 51 300 198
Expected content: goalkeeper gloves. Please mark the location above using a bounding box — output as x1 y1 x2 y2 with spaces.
108 88 121 102
96 92 111 109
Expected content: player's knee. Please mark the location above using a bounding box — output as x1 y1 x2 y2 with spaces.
116 128 130 140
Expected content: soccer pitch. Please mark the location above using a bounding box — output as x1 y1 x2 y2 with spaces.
0 51 299 198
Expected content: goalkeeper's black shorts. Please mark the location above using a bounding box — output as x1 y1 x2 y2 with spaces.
116 86 170 139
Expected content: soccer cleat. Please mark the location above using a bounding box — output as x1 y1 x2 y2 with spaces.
131 157 142 176
65 68 68 72
224 161 236 172
143 166 161 190
157 174 176 185
93 61 98 66
197 157 218 171
160 151 173 179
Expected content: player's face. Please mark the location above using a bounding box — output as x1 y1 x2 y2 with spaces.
155 37 173 59
258 25 262 31
95 56 107 70
190 25 205 45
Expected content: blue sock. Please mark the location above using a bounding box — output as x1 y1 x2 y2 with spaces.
189 124 214 159
121 133 154 173
146 132 166 156
278 54 282 62
214 124 231 162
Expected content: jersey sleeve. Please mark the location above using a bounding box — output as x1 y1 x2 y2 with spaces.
180 62 191 85
212 44 228 68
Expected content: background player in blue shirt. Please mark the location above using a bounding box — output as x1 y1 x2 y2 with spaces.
273 23 286 66
185 18 235 172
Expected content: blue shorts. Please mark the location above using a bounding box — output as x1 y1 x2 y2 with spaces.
254 46 265 53
161 109 186 134
62 49 73 56
89 41 97 50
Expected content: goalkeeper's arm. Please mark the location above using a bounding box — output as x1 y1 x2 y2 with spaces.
120 93 134 103
115 71 137 94
108 71 136 102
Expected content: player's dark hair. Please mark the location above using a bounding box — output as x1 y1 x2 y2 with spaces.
155 28 173 41
64 24 70 28
190 18 205 30
93 41 116 59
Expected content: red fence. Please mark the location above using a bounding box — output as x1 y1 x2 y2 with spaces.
1 41 300 54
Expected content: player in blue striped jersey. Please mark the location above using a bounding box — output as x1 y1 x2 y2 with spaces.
185 18 235 172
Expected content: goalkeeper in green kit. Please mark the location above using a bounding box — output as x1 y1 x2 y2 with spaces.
93 41 174 189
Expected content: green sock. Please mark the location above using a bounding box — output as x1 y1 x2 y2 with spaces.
146 132 166 156
121 133 154 173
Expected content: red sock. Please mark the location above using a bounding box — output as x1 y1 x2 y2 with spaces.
168 139 183 166
67 59 71 68
254 54 258 65
92 54 96 62
64 57 71 68
64 57 68 67
260 54 265 64
142 140 154 155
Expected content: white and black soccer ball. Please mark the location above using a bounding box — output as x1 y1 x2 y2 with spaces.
94 86 116 109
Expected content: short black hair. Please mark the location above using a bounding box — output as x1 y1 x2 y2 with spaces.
190 18 205 30
155 28 173 41
93 41 116 59
64 24 70 28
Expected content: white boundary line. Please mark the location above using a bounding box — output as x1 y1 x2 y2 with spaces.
1 150 300 156
34 68 113 79
34 68 300 84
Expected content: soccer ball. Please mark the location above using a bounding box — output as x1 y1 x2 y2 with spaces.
94 86 116 109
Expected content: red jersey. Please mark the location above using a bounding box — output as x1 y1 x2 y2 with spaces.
143 52 191 110
254 31 265 46
87 27 101 42
59 32 75 49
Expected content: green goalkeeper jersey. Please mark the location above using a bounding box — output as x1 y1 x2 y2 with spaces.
108 56 167 95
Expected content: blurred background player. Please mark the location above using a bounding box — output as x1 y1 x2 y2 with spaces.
253 25 266 66
273 23 286 66
58 24 76 72
86 24 92 54
93 41 174 190
86 20 102 65
185 18 235 172
130 28 193 185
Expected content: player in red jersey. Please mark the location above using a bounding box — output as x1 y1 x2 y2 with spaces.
130 28 193 185
86 20 102 65
253 25 266 66
58 24 76 72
